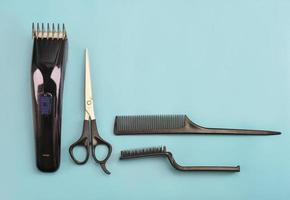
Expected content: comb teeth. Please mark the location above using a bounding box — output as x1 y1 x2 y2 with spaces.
115 115 186 132
32 23 67 39
120 146 166 159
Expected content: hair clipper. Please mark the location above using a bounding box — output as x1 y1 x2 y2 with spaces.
31 23 68 172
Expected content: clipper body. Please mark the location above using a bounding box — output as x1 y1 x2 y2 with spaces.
31 23 68 172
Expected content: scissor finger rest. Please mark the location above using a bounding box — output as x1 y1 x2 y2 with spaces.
91 121 112 174
91 142 112 175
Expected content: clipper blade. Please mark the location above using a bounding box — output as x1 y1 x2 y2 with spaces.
32 23 67 39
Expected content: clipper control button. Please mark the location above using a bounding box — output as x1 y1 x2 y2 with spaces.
38 94 52 115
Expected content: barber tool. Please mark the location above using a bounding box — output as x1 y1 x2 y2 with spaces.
114 115 281 135
31 23 68 172
120 146 240 172
69 49 112 175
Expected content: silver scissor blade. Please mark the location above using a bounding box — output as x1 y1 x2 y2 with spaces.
85 48 95 120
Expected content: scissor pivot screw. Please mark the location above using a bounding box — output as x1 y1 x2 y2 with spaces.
87 100 91 105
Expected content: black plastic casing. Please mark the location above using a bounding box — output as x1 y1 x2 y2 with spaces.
31 38 68 172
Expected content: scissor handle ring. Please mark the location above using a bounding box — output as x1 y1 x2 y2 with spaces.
91 138 112 162
91 136 112 174
69 137 90 165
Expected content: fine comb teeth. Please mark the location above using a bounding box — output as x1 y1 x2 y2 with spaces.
120 146 166 159
115 115 186 132
32 23 67 39
114 114 281 135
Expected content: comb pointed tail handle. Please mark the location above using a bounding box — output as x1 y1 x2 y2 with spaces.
185 117 281 136
165 152 240 172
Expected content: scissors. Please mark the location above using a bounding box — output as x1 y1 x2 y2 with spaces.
69 48 112 174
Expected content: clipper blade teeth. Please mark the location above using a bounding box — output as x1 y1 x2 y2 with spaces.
32 23 67 39
120 146 166 159
115 115 186 132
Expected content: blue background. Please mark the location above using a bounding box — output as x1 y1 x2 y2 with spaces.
0 0 289 199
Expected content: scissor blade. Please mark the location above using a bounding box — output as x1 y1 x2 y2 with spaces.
85 48 95 120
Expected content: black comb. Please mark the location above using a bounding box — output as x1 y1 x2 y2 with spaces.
120 146 240 172
114 115 281 135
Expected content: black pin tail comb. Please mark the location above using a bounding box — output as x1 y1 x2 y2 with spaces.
114 115 281 136
120 146 240 172
31 23 68 172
